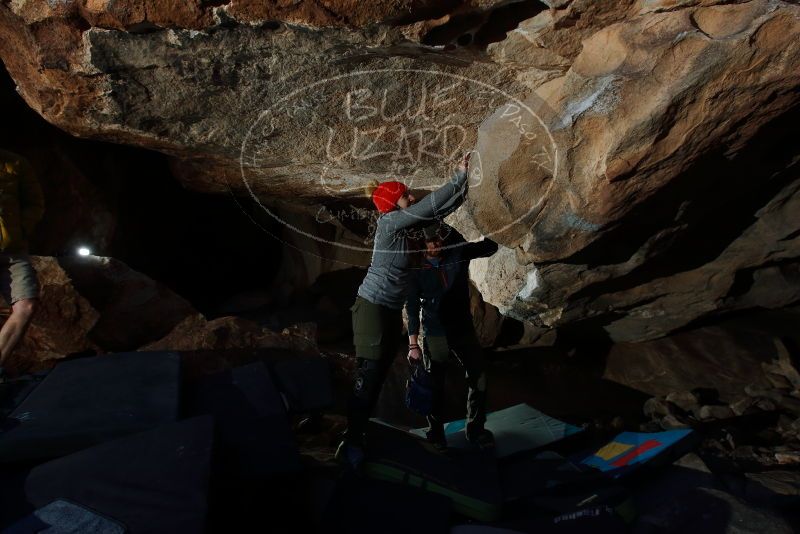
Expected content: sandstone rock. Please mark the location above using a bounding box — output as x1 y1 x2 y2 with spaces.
0 255 216 373
644 396 671 419
468 280 505 347
697 405 734 421
660 414 689 430
777 394 800 416
774 452 800 466
754 398 777 412
517 323 558 347
634 470 795 533
665 390 699 413
764 337 800 390
764 372 793 390
730 396 756 417
742 471 800 508
673 452 711 474
141 314 319 354
57 255 196 351
2 257 100 373
604 318 776 401
1 0 798 341
792 418 800 434
744 383 781 400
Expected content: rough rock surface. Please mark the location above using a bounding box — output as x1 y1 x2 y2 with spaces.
1 0 799 341
57 255 197 351
3 256 101 372
141 314 319 353
2 255 318 372
604 315 782 401
1 255 195 372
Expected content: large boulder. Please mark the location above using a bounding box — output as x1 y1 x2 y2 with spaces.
57 255 197 351
4 256 101 372
1 0 799 341
141 314 319 354
2 256 195 372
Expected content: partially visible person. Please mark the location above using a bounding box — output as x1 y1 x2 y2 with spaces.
336 154 472 469
0 149 44 374
406 222 498 450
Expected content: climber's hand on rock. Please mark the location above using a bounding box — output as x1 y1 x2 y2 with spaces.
456 152 470 175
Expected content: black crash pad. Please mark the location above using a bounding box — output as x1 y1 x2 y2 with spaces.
190 362 301 477
459 504 630 533
272 357 333 413
19 416 214 534
500 451 592 504
4 499 126 534
0 352 180 464
323 474 451 534
363 421 502 522
0 372 48 420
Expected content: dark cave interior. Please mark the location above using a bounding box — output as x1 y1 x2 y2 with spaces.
0 64 289 317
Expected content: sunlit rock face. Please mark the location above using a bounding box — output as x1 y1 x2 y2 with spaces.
1 0 799 341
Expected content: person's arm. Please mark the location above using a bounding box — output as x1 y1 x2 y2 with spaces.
18 156 44 240
405 278 422 361
381 166 469 233
462 238 499 261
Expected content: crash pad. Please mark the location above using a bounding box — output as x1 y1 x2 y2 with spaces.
578 429 694 478
0 372 47 420
363 421 502 522
271 357 333 413
4 499 125 534
19 416 214 533
499 451 635 524
451 527 524 534
0 352 180 464
190 362 301 477
324 475 451 534
499 451 589 504
496 505 629 533
412 403 584 458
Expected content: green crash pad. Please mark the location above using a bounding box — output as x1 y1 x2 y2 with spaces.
363 421 503 522
411 403 584 458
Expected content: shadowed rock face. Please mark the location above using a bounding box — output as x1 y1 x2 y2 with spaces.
1 0 799 341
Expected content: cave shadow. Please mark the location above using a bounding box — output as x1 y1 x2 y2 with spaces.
373 314 651 438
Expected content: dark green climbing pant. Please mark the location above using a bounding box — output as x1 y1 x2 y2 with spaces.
344 296 403 444
423 327 488 435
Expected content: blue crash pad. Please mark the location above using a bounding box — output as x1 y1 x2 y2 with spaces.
412 403 584 458
578 429 694 478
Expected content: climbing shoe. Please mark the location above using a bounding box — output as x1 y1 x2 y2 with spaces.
465 426 495 450
335 440 365 471
425 423 448 452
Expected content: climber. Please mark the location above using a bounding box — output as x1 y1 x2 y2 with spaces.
336 153 471 470
406 222 498 450
0 149 44 376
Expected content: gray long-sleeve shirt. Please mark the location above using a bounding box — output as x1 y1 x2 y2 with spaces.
357 169 469 309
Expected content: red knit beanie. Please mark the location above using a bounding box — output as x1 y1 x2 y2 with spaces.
370 181 407 213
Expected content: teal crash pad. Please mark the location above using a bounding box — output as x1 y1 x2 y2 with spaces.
412 403 584 458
